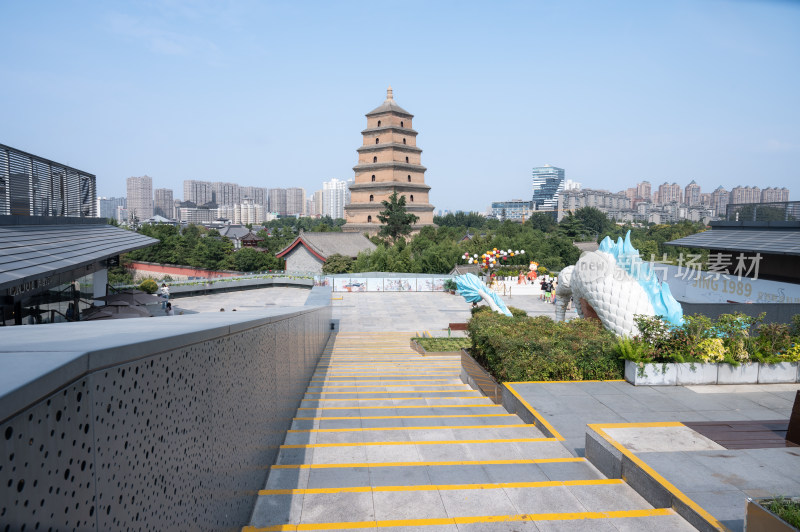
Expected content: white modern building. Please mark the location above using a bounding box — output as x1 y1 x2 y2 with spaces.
322 178 351 219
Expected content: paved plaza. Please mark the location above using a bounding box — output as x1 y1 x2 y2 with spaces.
171 282 575 333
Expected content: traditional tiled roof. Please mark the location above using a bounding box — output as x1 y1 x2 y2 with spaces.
241 231 264 242
276 232 376 260
574 241 600 253
218 225 251 240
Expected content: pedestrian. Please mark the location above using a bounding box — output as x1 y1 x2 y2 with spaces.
160 283 170 309
165 302 174 316
551 279 558 303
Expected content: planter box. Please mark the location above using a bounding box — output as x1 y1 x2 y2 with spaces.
461 349 502 403
675 363 718 385
717 363 759 384
409 339 463 357
624 360 798 386
746 498 800 532
759 362 800 384
624 360 677 386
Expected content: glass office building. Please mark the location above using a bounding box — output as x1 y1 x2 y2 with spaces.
531 164 565 211
490 200 533 220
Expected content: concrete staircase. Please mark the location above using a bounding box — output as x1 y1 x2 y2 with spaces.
246 332 696 531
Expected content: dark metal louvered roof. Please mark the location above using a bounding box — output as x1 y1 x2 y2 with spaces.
0 222 158 291
665 227 800 256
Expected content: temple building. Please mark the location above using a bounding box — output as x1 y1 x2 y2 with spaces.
343 87 435 234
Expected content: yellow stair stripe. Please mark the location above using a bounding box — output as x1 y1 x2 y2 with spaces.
259 478 623 495
281 437 557 448
271 457 586 470
288 423 534 433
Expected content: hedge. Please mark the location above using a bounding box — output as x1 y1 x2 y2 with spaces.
467 306 623 382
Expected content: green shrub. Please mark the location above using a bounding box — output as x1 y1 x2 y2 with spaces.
443 279 457 291
620 312 800 366
765 497 800 529
415 337 470 352
139 278 159 294
467 311 622 382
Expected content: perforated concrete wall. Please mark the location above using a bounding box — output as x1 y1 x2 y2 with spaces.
0 305 330 531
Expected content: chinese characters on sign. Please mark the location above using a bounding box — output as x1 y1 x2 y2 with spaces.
660 252 762 282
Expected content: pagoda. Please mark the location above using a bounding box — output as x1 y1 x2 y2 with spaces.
342 87 435 234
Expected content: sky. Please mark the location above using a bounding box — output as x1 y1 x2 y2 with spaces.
2 0 799 213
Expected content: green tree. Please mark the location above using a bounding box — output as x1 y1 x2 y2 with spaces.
558 213 588 239
377 191 419 242
574 207 614 240
232 247 276 272
528 213 557 233
322 254 354 274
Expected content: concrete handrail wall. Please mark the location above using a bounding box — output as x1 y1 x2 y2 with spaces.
0 286 332 530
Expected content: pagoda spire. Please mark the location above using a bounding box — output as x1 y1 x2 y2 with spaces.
386 86 393 100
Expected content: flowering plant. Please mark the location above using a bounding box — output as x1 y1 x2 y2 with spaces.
462 248 524 270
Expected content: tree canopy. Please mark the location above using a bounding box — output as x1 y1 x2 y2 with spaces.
119 208 708 277
377 191 419 242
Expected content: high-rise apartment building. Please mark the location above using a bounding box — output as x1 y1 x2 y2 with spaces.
238 202 263 225
99 197 126 220
154 188 174 219
729 186 761 205
268 188 287 215
684 180 701 206
286 187 305 216
760 187 790 203
531 164 565 211
322 179 350 219
637 181 652 201
558 189 631 221
343 87 434 232
241 186 268 206
312 190 324 217
657 182 682 205
711 186 729 216
126 175 153 223
183 180 213 206
212 182 241 206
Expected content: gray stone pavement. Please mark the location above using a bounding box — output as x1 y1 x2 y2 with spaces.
330 290 576 334
170 285 576 334
510 380 800 531
163 286 311 314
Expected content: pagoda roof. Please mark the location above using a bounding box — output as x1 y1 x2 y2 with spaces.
366 86 413 118
353 162 427 173
349 182 431 192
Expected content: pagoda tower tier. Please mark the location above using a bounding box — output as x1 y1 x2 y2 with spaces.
343 87 435 234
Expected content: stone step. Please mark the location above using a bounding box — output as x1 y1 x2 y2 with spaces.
248 480 692 531
285 423 547 444
273 437 573 467
304 389 473 396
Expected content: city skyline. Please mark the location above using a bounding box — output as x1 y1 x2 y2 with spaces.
2 1 799 212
